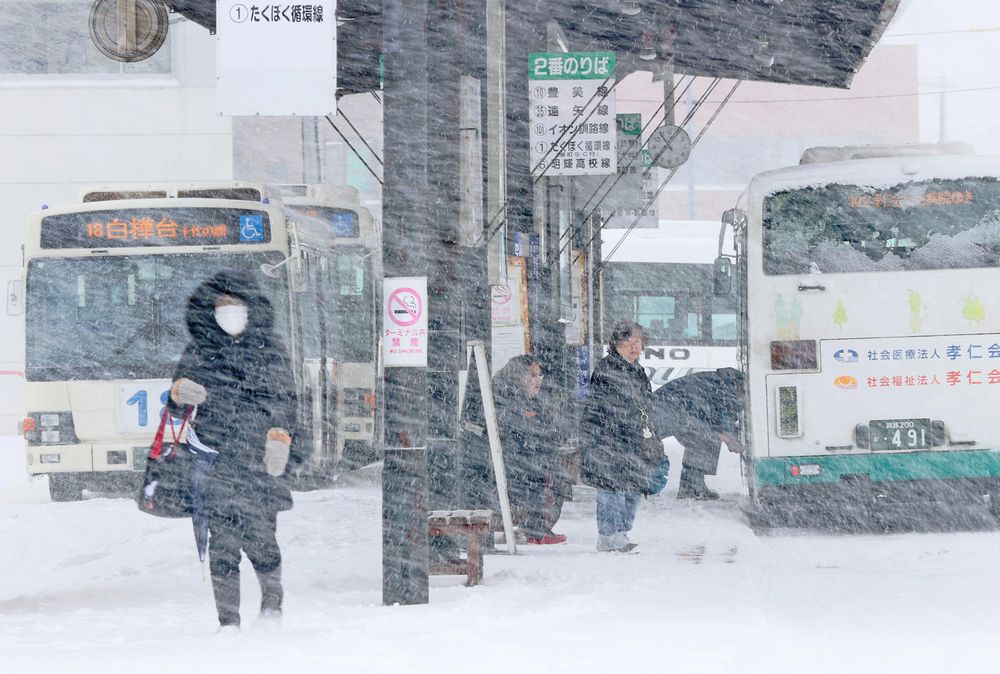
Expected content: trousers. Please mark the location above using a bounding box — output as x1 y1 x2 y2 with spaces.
208 503 282 627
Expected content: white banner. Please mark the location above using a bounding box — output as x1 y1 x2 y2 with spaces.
216 0 337 116
528 51 616 177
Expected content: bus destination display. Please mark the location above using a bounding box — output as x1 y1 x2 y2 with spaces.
40 207 272 249
286 205 360 238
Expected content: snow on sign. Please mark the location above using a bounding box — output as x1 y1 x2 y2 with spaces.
528 51 616 177
383 277 428 367
216 0 337 116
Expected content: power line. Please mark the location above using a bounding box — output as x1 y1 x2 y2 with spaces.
584 80 743 272
484 75 619 243
324 115 384 186
617 84 1000 106
885 26 1000 37
556 78 722 262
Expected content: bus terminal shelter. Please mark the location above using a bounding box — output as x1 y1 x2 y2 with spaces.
128 0 901 604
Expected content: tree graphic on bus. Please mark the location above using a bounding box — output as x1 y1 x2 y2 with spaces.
962 293 985 327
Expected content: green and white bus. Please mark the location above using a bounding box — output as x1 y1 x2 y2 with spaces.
22 183 378 500
718 143 1000 523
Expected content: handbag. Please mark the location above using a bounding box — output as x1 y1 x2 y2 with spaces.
136 407 195 518
639 407 669 496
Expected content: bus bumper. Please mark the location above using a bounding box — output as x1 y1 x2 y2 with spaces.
26 443 148 476
752 450 1000 524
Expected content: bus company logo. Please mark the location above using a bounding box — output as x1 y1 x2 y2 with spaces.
833 348 858 364
833 375 858 389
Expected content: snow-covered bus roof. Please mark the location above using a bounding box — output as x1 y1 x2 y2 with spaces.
601 220 722 265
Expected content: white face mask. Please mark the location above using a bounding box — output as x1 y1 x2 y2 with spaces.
214 304 249 336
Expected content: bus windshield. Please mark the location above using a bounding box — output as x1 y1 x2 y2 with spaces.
26 252 288 381
602 262 737 346
763 177 1000 275
299 244 375 363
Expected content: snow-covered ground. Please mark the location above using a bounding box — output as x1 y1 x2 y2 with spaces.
3 435 1000 674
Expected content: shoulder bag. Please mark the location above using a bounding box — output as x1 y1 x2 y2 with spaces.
136 407 195 518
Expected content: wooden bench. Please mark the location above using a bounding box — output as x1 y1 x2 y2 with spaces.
427 509 493 586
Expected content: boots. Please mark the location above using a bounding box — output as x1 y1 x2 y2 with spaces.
211 569 241 628
257 566 283 616
677 467 719 500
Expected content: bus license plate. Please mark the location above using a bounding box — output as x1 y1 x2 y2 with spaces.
869 418 931 451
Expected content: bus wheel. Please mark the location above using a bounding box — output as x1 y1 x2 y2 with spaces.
988 487 1000 523
339 440 381 471
48 474 84 502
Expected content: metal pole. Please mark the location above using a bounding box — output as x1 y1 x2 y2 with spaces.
486 0 507 284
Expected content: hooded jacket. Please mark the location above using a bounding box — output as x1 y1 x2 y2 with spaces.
580 348 654 493
169 269 299 512
651 367 743 445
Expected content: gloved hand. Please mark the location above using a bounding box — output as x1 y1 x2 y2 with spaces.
264 427 292 477
171 378 207 406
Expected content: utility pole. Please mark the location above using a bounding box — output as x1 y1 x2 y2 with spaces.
381 0 431 606
381 0 489 607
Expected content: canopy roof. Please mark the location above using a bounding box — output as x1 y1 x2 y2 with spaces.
165 0 899 95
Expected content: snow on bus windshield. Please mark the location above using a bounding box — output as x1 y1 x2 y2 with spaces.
763 177 1000 275
25 253 287 381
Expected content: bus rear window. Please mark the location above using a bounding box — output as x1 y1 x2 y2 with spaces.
763 177 1000 274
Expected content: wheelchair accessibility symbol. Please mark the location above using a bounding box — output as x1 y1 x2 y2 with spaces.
239 214 264 242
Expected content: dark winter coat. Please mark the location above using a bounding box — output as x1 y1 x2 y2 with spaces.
580 349 654 493
168 270 299 515
651 368 742 444
494 385 556 504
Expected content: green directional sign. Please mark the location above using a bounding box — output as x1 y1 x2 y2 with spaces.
528 52 616 80
617 112 641 136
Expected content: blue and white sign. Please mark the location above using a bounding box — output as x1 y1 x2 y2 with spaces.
117 381 171 434
239 214 264 241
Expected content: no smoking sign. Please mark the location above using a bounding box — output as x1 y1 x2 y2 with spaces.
383 277 428 367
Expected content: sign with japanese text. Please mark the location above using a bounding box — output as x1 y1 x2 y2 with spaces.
216 0 337 116
383 277 428 367
576 113 658 228
823 334 1000 392
40 208 271 249
528 51 616 177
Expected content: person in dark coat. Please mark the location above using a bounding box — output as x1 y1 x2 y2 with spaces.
493 354 568 545
167 269 299 630
581 320 657 552
651 367 744 500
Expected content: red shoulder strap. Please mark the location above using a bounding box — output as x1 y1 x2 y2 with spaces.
148 409 169 460
149 406 192 460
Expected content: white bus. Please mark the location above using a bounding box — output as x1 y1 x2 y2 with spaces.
717 143 1000 522
22 183 378 500
600 222 738 390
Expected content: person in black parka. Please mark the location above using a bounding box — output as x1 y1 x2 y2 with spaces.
581 320 655 552
167 269 299 630
651 367 744 500
493 354 568 544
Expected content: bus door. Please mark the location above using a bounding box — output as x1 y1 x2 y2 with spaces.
299 249 338 470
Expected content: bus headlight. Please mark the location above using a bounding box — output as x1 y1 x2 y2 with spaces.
25 411 78 446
